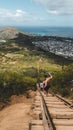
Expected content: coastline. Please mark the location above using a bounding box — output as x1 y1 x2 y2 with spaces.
15 26 73 38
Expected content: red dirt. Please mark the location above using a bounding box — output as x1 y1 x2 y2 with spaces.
0 90 35 130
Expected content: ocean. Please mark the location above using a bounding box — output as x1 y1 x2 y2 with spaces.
16 26 73 38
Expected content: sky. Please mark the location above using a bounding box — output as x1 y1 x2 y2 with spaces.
0 0 73 26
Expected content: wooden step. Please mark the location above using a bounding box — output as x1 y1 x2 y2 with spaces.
51 113 73 119
48 108 73 112
53 119 73 126
46 102 64 105
31 125 44 130
56 126 73 130
31 120 43 125
47 104 68 108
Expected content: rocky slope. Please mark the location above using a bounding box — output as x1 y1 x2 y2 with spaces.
0 27 22 39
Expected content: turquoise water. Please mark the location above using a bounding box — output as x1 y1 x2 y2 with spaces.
16 26 73 38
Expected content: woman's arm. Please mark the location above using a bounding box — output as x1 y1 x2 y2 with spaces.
48 73 52 79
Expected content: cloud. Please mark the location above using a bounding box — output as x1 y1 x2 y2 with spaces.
15 10 26 17
0 8 32 22
0 8 42 25
33 0 73 15
0 8 29 25
47 10 59 15
0 8 26 18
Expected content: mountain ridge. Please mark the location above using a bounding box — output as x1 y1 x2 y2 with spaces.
0 26 73 60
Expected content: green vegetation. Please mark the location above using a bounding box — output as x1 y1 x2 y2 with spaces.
0 37 73 101
0 70 37 100
51 64 73 99
0 41 62 100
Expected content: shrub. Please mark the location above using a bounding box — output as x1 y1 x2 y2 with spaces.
51 63 73 99
0 70 37 100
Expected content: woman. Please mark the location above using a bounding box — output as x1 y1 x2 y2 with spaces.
43 73 52 95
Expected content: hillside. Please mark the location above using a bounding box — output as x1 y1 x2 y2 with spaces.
0 27 21 39
0 27 73 60
0 26 73 103
0 27 63 101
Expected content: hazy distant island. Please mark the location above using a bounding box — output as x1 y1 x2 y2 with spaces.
0 26 73 60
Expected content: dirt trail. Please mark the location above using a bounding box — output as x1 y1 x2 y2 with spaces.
0 92 34 130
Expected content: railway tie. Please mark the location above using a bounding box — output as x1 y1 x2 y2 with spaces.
29 90 73 130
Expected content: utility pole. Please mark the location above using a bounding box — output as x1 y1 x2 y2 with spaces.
37 58 42 82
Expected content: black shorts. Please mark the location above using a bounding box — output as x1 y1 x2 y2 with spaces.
44 84 50 92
